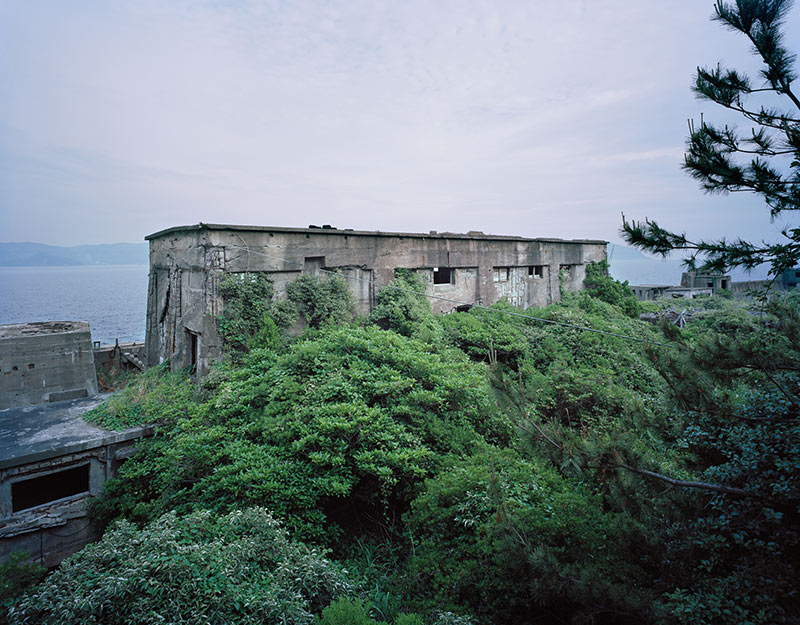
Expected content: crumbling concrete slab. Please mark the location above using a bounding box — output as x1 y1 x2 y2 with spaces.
0 394 154 567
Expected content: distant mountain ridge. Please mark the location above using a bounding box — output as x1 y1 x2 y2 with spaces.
0 242 148 266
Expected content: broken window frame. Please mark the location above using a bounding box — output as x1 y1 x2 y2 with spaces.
493 267 509 282
11 463 91 513
432 267 454 285
528 265 544 278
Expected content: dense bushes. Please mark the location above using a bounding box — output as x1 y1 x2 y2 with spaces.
404 447 654 623
90 324 506 543
9 508 353 625
12 272 798 625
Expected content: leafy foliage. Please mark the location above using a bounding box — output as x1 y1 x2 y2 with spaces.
583 260 640 317
0 552 45 625
9 508 354 625
370 270 442 342
287 273 356 328
646 293 800 624
218 272 275 353
89 325 505 543
404 447 654 624
83 362 196 430
69 273 800 625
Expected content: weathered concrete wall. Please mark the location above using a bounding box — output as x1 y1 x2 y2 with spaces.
145 225 607 375
93 341 146 379
0 395 153 567
0 322 99 410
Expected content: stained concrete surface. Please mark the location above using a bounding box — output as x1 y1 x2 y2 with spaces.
0 394 153 469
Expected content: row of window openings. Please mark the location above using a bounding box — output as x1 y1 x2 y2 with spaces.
433 265 544 284
434 266 546 285
493 266 545 282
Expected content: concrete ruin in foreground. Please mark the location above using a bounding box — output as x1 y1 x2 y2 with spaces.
0 395 154 567
145 224 607 375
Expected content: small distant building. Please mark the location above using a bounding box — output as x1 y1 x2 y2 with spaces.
630 284 713 301
0 322 99 411
144 224 608 376
681 271 731 292
780 268 800 290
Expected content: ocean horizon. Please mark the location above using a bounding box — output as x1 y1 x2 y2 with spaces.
0 264 148 345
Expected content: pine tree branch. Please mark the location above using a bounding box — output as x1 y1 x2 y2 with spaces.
614 464 756 498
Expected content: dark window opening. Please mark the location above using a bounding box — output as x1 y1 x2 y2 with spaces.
721 279 728 289
529 265 544 278
12 464 90 512
186 330 199 371
455 304 472 312
433 267 453 285
707 281 714 287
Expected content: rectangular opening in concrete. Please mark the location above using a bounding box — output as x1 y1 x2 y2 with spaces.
433 267 453 285
186 330 199 371
304 257 326 276
529 265 544 278
493 268 509 282
12 464 90 512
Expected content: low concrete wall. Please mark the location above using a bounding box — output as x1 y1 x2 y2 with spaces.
730 279 774 295
93 341 146 374
0 322 99 410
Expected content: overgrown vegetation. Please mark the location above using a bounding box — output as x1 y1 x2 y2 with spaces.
11 263 799 624
0 552 45 625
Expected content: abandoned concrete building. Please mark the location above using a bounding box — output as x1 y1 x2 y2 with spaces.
0 322 99 411
145 224 607 375
0 394 154 566
0 322 153 566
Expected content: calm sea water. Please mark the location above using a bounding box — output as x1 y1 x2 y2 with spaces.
0 265 148 345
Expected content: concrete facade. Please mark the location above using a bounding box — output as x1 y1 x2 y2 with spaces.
630 284 714 301
0 395 153 567
681 271 732 292
0 322 99 410
145 224 607 375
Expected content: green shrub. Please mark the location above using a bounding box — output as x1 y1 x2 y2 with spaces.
440 303 528 364
9 508 354 625
319 598 383 625
370 270 441 342
218 272 275 352
583 260 640 317
83 362 196 430
287 273 356 328
404 447 654 624
90 325 508 543
0 551 45 625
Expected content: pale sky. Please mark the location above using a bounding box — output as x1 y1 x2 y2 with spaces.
1 0 798 249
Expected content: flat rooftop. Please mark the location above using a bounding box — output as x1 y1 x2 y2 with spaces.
146 223 607 245
0 394 154 469
0 321 90 340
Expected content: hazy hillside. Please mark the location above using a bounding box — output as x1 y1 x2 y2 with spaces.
0 242 148 266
